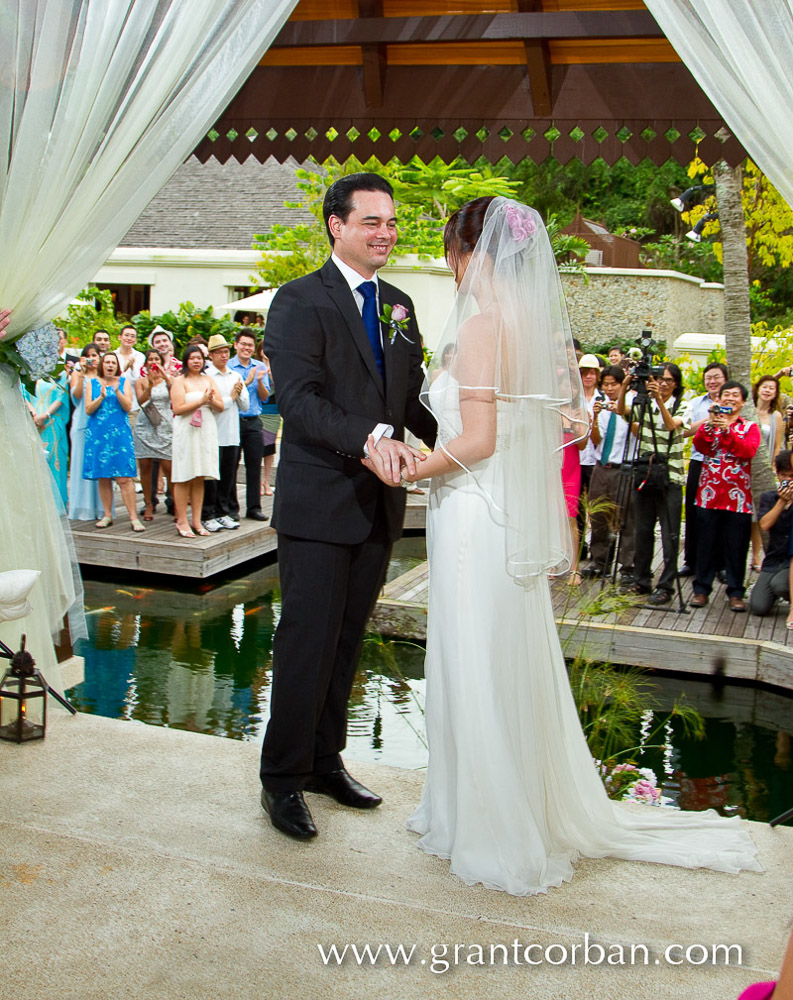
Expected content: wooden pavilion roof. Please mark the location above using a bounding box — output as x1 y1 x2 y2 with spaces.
193 0 746 168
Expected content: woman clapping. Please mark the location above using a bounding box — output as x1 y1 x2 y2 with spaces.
84 352 142 530
170 344 223 538
133 348 174 521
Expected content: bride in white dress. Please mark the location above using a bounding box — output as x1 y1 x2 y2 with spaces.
366 196 761 896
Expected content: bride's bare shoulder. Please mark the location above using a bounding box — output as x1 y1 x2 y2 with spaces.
457 310 498 347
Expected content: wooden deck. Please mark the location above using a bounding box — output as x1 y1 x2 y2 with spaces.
371 558 793 692
71 488 429 578
71 479 793 690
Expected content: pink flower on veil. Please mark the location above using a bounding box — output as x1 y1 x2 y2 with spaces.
505 204 537 243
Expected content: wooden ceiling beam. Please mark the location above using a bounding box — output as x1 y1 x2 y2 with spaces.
515 0 553 116
358 0 388 109
271 10 663 48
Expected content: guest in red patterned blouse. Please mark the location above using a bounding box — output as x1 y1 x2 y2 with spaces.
690 381 761 612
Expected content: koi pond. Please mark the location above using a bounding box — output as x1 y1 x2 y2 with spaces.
67 538 793 824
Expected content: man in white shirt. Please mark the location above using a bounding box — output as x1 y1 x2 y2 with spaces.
114 325 145 379
203 335 249 531
584 365 638 580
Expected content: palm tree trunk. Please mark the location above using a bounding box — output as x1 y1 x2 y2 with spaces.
713 161 751 386
713 160 775 499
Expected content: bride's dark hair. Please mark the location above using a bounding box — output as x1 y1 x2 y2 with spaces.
444 196 496 273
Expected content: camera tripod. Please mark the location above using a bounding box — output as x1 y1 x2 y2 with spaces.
602 377 689 615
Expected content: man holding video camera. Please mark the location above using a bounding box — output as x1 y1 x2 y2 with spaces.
618 360 687 606
690 381 761 612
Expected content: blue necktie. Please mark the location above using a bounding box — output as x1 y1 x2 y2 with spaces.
600 411 616 465
357 281 385 380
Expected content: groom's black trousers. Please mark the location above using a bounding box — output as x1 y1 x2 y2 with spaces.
259 515 392 792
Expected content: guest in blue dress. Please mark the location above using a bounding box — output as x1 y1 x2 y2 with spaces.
68 343 107 521
84 353 144 531
23 372 70 509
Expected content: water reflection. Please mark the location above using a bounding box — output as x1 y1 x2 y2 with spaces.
68 542 793 819
70 540 430 765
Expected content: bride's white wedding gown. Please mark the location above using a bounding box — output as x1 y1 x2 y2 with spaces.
407 375 761 896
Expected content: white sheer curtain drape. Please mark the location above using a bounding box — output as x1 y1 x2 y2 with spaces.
644 0 793 206
0 0 296 697
0 0 298 336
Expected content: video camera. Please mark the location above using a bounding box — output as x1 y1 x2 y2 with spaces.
627 330 665 398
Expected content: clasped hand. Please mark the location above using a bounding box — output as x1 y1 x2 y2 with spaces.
362 434 425 486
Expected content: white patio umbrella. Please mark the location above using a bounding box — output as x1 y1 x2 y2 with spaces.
218 289 277 315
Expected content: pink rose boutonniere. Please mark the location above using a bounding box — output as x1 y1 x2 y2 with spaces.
380 303 413 345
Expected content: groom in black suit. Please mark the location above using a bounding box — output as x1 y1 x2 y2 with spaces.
260 173 436 840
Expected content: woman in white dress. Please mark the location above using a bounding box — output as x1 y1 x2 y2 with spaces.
170 344 223 538
366 196 761 896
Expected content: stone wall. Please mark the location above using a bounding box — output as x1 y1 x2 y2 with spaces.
560 268 724 353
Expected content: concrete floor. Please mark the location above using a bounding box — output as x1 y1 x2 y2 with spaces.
1 711 790 1000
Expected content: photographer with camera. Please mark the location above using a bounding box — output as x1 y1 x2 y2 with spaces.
584 365 637 580
750 450 793 616
680 362 729 577
690 381 761 612
618 362 687 605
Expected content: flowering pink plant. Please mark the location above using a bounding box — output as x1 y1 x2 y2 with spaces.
379 303 413 345
628 778 662 805
505 204 537 243
596 760 670 807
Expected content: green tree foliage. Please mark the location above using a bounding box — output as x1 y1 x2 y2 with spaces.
252 156 584 287
544 215 591 273
505 156 690 234
638 233 723 282
55 287 125 346
133 302 240 355
675 158 793 325
508 153 793 324
55 291 240 354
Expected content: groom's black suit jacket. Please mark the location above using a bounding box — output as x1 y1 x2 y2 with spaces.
264 258 436 543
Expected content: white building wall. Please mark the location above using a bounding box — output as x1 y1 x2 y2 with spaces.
94 248 263 315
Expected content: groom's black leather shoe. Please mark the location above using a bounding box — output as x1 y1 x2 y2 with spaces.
261 789 317 840
305 768 382 809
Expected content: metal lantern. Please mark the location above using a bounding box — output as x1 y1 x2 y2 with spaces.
0 635 46 743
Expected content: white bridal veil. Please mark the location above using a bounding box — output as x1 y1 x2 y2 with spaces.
423 197 587 582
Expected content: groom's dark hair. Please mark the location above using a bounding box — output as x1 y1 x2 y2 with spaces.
323 173 394 247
